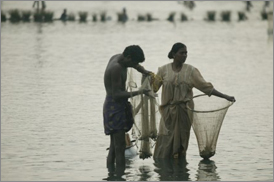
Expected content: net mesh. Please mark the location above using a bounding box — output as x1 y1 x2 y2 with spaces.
127 68 159 159
186 94 234 159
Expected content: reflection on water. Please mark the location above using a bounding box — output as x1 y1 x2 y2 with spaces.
103 157 220 181
103 173 126 181
103 157 191 181
154 158 190 181
138 165 153 181
196 159 220 181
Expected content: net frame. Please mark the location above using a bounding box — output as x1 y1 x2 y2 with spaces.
186 94 234 113
186 94 235 159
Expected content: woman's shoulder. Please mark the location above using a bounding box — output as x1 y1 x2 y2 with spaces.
158 62 172 70
184 64 200 77
184 63 196 69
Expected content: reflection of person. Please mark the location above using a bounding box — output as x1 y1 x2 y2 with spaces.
103 45 152 176
152 42 235 159
154 158 190 181
60 9 67 21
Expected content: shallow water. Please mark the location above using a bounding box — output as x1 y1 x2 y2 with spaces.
1 1 273 181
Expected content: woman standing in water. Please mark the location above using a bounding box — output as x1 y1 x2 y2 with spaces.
152 42 235 159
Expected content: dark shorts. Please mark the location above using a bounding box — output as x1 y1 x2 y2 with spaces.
103 95 134 135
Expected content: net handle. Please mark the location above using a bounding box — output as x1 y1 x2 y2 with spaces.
186 94 234 113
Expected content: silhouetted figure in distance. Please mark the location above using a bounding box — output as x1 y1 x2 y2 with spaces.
60 9 67 21
246 1 253 12
33 1 46 12
118 8 128 23
263 1 270 12
121 8 128 22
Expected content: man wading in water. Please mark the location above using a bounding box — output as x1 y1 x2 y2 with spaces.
103 45 152 176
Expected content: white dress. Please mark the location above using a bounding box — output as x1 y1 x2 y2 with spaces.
153 63 214 158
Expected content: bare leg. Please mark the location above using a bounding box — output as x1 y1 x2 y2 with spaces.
113 130 126 176
107 134 115 174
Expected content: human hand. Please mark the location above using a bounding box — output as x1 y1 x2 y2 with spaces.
147 72 155 84
226 95 236 102
142 70 153 77
140 88 151 96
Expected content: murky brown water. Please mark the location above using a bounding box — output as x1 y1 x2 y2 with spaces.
1 1 273 181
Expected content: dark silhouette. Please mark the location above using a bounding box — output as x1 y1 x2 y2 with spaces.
246 1 253 12
79 11 88 22
100 12 106 22
238 11 248 21
167 12 175 22
221 11 231 22
118 8 128 23
32 1 46 12
22 11 32 22
183 1 195 10
103 45 152 176
181 13 188 21
1 11 7 22
154 158 190 181
32 1 46 22
92 14 97 22
137 14 146 21
261 1 271 20
206 11 216 21
8 9 21 22
264 1 270 11
60 9 67 21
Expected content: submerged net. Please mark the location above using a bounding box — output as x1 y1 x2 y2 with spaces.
186 94 234 159
127 68 158 159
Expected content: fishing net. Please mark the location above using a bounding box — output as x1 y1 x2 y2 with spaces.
127 68 158 159
186 94 234 159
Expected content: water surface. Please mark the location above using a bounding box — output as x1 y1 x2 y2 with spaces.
1 1 273 181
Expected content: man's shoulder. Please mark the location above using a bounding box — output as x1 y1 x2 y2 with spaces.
110 54 120 60
106 59 123 74
106 62 122 72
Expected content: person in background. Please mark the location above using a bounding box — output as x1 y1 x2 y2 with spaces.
32 1 46 12
121 8 128 22
152 42 235 159
117 7 128 23
246 1 253 12
103 45 152 176
60 9 67 21
263 1 270 12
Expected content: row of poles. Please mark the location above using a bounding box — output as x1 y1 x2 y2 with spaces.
1 1 273 23
1 9 272 23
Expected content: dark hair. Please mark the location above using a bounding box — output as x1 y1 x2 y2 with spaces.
168 42 186 59
123 45 145 63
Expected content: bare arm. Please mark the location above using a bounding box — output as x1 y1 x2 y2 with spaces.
211 89 236 102
151 68 163 93
111 65 150 101
133 64 151 76
191 67 235 102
